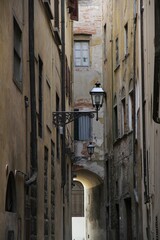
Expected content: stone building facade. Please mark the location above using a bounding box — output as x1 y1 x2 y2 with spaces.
103 0 143 239
139 0 160 239
0 0 75 239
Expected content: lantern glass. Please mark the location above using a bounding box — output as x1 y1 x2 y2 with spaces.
87 142 95 156
90 82 105 109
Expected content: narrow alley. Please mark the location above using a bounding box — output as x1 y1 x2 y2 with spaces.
0 0 159 240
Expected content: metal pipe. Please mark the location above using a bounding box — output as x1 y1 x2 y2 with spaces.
61 0 66 188
29 0 37 171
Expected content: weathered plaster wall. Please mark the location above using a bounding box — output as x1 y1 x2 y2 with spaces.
85 184 106 240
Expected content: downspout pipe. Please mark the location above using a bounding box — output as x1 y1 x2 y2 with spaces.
61 0 66 187
61 1 66 239
26 0 37 185
140 1 151 239
140 0 148 203
133 1 137 190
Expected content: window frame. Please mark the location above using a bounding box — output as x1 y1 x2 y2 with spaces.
121 97 126 135
115 37 119 67
124 23 128 56
113 96 118 140
54 0 59 29
74 40 90 67
13 17 22 90
38 56 43 138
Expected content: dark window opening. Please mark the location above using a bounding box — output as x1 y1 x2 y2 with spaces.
5 172 16 212
115 37 119 67
124 23 128 56
54 0 59 29
125 198 132 240
153 0 160 123
121 97 126 135
51 141 55 238
13 18 22 89
56 94 60 159
113 104 118 140
38 57 43 138
44 146 49 238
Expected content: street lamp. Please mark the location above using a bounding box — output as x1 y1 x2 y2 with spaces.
89 82 105 121
52 82 105 126
87 142 95 158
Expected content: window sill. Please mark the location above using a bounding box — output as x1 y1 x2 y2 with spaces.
75 66 90 70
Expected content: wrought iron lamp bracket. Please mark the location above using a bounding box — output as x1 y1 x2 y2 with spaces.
52 111 95 127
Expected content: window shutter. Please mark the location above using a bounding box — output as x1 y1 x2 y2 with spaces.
78 116 91 141
71 0 78 21
74 42 82 66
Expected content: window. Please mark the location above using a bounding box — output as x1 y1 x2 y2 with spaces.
74 41 89 67
54 0 59 28
13 18 22 88
128 79 134 131
104 24 107 60
56 94 60 159
115 37 119 67
124 23 128 56
128 92 133 131
70 0 79 21
38 57 43 138
121 97 126 135
153 0 160 123
44 146 49 239
51 141 55 239
113 96 118 140
65 57 72 105
74 112 92 141
5 172 16 212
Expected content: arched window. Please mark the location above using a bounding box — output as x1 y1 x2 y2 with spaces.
5 171 16 212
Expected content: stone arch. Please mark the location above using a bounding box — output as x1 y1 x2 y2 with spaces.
5 171 17 212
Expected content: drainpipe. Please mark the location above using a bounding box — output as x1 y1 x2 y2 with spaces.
133 1 137 190
26 0 37 184
61 0 66 239
140 0 150 239
61 0 66 187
